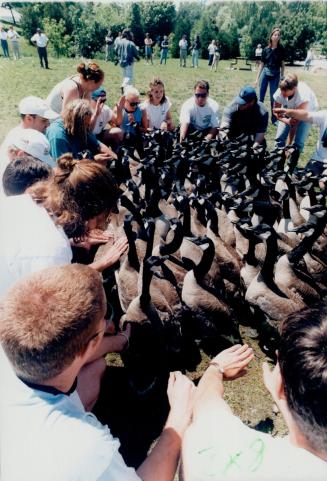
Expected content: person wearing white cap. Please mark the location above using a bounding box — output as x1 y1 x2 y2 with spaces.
1 96 58 155
8 129 55 167
0 129 54 198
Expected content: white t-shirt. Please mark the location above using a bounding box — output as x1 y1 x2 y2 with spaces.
31 33 48 47
179 39 188 50
0 347 141 481
92 105 113 135
7 30 19 42
180 96 220 130
141 97 172 129
273 81 318 111
0 30 8 41
208 44 216 55
309 110 327 162
182 409 327 481
0 194 72 299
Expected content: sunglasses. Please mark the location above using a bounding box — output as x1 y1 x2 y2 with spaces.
195 93 208 98
99 97 107 103
128 101 139 107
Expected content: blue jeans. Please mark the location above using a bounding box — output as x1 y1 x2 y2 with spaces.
275 120 311 152
160 48 168 64
192 49 199 67
121 64 134 89
1 39 9 58
259 69 280 124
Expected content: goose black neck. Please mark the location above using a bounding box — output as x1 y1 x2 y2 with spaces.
288 213 327 264
261 231 278 279
160 221 184 255
244 236 258 267
282 196 291 220
124 219 140 271
194 238 215 279
140 259 154 309
144 221 155 261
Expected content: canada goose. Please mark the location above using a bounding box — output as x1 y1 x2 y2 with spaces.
275 210 327 304
115 215 140 313
181 236 242 355
245 224 305 322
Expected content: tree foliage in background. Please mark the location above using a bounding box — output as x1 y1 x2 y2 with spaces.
142 2 176 41
43 17 72 57
127 2 144 47
16 1 327 61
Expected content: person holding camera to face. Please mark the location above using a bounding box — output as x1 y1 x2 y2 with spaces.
274 107 327 177
46 99 117 163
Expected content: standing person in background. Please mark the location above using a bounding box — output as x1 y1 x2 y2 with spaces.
255 27 285 125
7 26 20 60
160 35 169 65
115 29 140 93
208 40 216 67
31 27 49 69
0 25 10 58
254 43 262 70
144 33 153 65
105 30 114 62
179 35 188 68
210 41 220 72
191 35 201 69
304 47 314 71
113 31 122 64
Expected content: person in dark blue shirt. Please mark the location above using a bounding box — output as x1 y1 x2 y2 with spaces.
221 86 268 147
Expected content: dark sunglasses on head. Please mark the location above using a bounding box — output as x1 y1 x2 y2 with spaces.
128 101 139 107
195 93 208 98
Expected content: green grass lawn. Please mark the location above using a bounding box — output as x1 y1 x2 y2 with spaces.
1 44 326 164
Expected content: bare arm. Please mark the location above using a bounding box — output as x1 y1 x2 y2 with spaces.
205 127 218 140
273 107 312 122
162 110 174 131
255 61 264 85
193 344 254 421
274 101 309 126
141 108 149 132
180 122 189 142
94 141 117 163
111 96 125 126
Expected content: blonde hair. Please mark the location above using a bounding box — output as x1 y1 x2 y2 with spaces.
0 264 106 382
279 73 298 91
124 86 140 98
62 99 92 148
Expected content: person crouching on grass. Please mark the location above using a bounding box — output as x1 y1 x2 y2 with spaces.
182 303 327 481
141 77 174 131
113 86 147 157
0 263 195 481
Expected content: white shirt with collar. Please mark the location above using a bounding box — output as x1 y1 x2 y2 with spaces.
31 33 49 47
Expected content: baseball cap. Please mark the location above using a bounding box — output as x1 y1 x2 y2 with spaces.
19 96 59 120
234 86 257 105
91 88 106 100
12 129 54 166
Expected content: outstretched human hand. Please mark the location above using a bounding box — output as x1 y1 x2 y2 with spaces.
71 229 113 250
211 344 254 380
97 235 128 269
166 371 196 437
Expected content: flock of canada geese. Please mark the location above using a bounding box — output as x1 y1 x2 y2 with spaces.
97 128 327 392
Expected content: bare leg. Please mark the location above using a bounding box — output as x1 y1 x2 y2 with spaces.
77 357 106 411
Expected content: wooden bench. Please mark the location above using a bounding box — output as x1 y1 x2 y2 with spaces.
230 57 253 71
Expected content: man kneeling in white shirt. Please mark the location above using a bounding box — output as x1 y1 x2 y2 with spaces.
0 264 195 481
182 303 327 481
179 80 219 142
